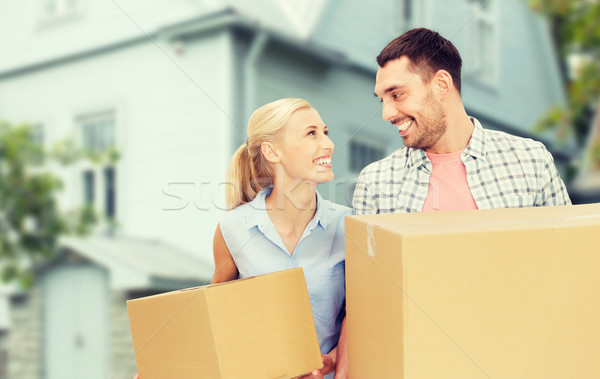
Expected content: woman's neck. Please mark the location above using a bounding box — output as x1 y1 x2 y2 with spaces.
265 178 317 231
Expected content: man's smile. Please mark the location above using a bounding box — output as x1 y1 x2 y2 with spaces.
395 119 414 136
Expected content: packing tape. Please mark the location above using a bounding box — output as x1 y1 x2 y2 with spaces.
366 223 376 257
370 212 600 229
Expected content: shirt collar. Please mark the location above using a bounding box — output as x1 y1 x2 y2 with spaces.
405 148 429 169
463 117 487 161
311 189 328 230
246 187 328 231
245 187 270 230
405 116 487 169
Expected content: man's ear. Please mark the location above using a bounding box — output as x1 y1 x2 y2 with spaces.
433 70 452 100
261 142 280 164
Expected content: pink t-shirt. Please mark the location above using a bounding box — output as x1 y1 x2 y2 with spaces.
422 149 478 212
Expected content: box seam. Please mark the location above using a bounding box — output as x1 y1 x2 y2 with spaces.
205 290 223 379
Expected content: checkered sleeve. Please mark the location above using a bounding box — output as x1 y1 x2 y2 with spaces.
352 166 378 215
538 147 572 206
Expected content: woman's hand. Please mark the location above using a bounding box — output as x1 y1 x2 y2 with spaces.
299 348 336 378
133 374 139 379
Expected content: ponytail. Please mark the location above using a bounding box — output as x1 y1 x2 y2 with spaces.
225 143 260 210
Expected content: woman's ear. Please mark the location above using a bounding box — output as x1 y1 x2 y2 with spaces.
261 142 280 164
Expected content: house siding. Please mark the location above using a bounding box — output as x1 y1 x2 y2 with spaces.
0 30 233 262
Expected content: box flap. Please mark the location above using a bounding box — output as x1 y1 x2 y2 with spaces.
349 203 600 236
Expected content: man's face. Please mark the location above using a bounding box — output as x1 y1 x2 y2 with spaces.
374 57 447 151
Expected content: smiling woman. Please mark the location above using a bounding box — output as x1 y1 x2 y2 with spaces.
215 98 350 379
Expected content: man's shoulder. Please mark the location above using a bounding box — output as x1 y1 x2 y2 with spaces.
482 128 549 157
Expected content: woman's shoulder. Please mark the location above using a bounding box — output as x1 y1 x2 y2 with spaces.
219 201 257 227
319 198 352 222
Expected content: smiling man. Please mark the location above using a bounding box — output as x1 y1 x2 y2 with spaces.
352 28 571 215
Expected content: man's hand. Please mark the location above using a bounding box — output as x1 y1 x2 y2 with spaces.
299 348 336 378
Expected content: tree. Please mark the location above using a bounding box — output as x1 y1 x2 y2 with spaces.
0 122 96 287
529 0 600 175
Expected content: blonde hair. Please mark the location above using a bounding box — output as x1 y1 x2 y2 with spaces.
225 98 312 209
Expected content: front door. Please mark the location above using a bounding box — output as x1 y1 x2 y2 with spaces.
44 264 108 379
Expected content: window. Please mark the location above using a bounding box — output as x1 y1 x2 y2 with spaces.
349 141 386 174
29 124 45 147
81 115 115 153
38 0 82 23
467 0 497 84
77 112 117 220
83 170 95 205
394 0 428 33
104 167 116 219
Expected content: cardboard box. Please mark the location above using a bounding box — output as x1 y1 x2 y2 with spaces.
345 204 600 378
127 268 322 379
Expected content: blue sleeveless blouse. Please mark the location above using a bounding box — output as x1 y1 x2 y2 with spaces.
219 187 350 357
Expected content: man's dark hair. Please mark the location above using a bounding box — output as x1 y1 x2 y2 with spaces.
377 28 463 94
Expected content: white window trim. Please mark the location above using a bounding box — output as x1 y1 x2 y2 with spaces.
37 0 84 28
73 110 118 221
393 0 431 35
465 0 499 87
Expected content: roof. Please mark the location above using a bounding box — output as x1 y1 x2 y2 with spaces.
220 0 327 39
58 234 213 290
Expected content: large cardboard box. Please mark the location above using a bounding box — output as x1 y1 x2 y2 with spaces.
127 268 322 379
345 204 600 378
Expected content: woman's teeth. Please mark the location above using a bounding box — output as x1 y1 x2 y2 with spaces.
397 119 413 132
313 158 331 166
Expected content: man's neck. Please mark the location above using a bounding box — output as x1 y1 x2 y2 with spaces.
426 112 474 154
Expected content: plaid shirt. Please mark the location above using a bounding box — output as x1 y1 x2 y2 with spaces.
353 118 571 215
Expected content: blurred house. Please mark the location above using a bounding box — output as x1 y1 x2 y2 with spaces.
570 102 600 203
0 0 570 378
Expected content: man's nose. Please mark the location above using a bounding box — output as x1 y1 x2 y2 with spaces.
381 100 397 121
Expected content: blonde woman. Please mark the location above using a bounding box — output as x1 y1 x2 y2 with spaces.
213 98 350 379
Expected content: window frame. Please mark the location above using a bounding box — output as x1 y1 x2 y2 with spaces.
37 0 84 27
347 134 389 176
465 0 499 86
393 0 431 34
75 110 118 221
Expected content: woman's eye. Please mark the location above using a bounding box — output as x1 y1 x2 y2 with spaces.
308 131 315 136
324 130 328 135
